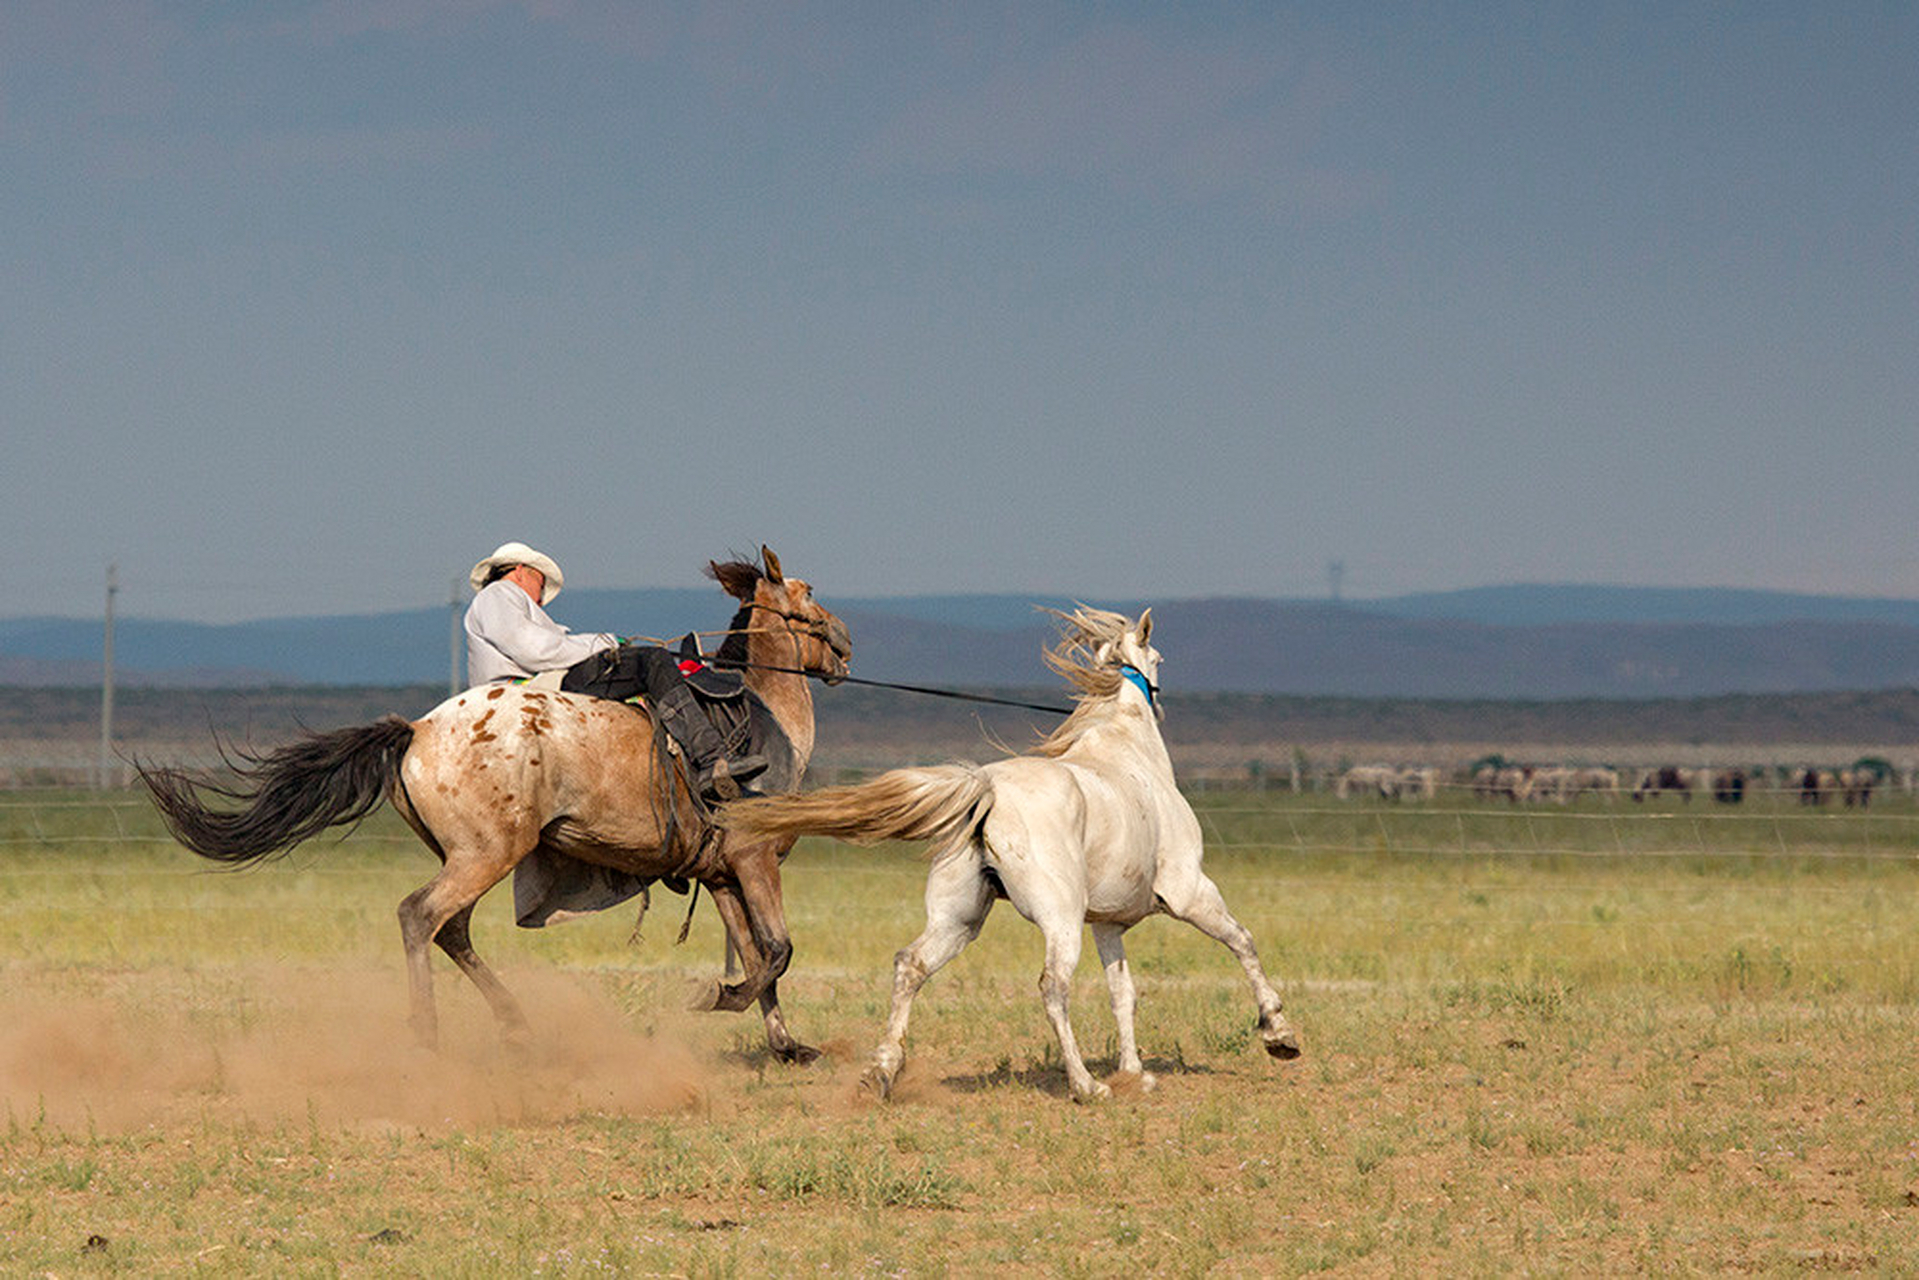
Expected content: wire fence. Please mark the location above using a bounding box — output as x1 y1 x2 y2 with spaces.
1192 799 1919 863
2 784 1913 866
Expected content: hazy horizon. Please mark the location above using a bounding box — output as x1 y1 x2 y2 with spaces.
9 578 1919 628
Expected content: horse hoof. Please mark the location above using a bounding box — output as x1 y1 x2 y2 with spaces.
780 1043 823 1067
685 981 724 1013
1071 1079 1112 1104
1265 1030 1302 1061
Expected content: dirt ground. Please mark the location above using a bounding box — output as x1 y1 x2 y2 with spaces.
3 956 1916 1276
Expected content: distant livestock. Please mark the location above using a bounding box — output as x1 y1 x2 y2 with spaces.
1633 766 1696 802
1397 766 1440 801
1471 765 1537 803
1797 768 1837 806
1319 759 1903 809
1528 766 1571 801
1560 766 1621 803
1500 765 1620 804
1331 765 1440 801
1791 767 1876 807
1335 765 1400 800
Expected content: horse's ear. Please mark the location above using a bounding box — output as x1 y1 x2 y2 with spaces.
1095 640 1115 665
1137 609 1153 643
761 546 784 584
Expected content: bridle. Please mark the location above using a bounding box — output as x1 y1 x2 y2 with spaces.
740 599 839 643
728 597 849 680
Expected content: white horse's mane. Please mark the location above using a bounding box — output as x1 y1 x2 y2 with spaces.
1033 605 1139 758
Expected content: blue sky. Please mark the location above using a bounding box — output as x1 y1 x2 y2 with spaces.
4 3 1914 622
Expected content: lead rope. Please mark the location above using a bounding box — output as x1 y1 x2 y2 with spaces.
614 625 1076 716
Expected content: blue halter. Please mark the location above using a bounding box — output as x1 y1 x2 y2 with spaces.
1119 664 1158 707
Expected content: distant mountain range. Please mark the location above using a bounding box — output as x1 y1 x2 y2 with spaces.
1366 585 1919 629
6 584 1919 699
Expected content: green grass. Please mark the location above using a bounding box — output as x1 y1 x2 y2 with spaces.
0 786 1915 1274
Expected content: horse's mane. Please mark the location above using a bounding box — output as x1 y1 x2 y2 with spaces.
705 558 761 665
714 602 754 665
1032 605 1138 759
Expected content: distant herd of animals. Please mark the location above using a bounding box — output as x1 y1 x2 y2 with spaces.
1332 761 1903 806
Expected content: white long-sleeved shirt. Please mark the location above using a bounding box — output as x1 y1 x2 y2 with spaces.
463 579 617 686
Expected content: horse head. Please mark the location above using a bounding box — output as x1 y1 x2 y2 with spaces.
1103 607 1160 694
1044 605 1162 718
708 545 852 683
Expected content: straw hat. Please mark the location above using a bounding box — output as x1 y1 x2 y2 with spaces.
469 541 565 605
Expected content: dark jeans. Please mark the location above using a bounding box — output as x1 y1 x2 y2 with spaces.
557 643 762 796
558 644 686 703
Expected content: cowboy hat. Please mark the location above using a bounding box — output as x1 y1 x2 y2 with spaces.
470 541 565 605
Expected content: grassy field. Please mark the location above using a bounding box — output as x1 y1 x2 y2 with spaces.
0 787 1916 1275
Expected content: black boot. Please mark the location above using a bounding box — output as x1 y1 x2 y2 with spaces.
649 682 767 801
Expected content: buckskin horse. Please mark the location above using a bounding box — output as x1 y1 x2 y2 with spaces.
138 546 850 1063
721 606 1300 1101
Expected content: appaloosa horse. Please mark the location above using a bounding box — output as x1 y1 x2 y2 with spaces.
139 546 850 1062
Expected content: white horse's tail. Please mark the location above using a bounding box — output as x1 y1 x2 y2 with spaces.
718 765 992 850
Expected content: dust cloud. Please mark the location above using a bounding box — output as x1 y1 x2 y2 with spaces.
0 967 709 1133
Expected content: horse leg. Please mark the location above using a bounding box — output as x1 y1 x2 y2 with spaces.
1159 874 1301 1061
1031 908 1105 1102
864 852 994 1100
433 903 531 1050
691 883 763 1013
1090 922 1154 1091
709 844 794 1013
703 882 819 1064
396 854 518 1051
753 979 818 1066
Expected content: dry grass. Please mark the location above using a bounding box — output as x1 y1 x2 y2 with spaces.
0 789 1916 1275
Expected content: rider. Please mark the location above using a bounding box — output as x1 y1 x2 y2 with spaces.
463 541 767 801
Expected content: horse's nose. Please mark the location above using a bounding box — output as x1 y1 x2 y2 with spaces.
823 618 852 684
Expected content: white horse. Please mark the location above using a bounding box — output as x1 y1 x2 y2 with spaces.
1335 764 1399 800
721 606 1300 1102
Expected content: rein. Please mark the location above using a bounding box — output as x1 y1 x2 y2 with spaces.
665 606 1077 716
645 611 1123 718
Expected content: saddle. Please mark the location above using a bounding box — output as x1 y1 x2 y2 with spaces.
675 632 746 701
511 635 796 930
669 634 793 795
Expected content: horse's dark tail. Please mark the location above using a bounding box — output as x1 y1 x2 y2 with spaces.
138 716 416 868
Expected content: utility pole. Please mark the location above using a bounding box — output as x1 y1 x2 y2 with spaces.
99 563 117 789
1327 559 1345 603
449 575 464 696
